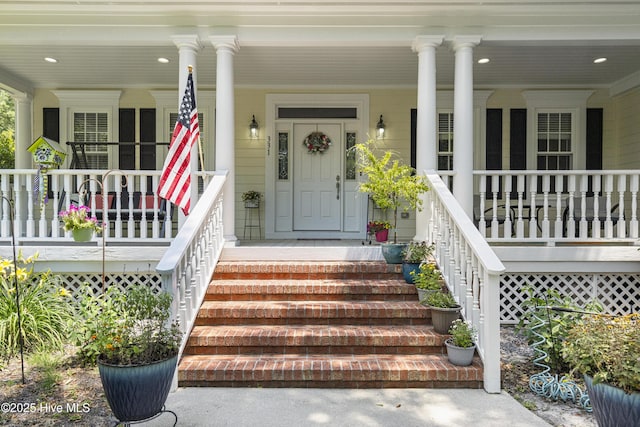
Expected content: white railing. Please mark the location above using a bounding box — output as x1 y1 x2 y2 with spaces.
423 170 505 393
473 170 640 244
156 171 226 361
0 169 216 243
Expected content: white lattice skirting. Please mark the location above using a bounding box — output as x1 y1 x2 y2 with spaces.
501 273 640 324
61 273 162 297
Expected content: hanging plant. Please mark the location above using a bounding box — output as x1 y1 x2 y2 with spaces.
303 132 332 154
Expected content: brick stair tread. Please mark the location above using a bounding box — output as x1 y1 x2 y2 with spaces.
196 300 429 320
178 353 483 386
205 279 417 301
215 261 399 274
213 261 402 279
186 324 445 347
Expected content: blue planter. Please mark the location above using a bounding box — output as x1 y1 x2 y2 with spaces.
402 262 421 283
380 243 407 264
98 354 177 423
584 374 640 427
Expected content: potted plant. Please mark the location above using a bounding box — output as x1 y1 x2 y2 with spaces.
411 262 443 301
367 220 391 242
401 241 433 283
73 285 182 424
562 313 640 426
445 319 477 366
353 139 429 263
424 290 461 334
59 204 102 242
242 190 262 208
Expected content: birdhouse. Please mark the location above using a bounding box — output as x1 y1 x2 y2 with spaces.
28 136 66 169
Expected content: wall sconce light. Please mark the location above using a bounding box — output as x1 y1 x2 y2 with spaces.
249 115 259 139
376 115 386 139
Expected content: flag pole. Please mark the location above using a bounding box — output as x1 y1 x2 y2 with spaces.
187 66 205 174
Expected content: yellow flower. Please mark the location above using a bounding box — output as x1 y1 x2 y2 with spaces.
15 268 28 282
58 288 69 297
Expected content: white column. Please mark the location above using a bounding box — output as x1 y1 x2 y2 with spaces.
412 36 443 241
172 35 201 224
453 37 480 220
13 92 33 169
13 92 32 232
210 35 239 243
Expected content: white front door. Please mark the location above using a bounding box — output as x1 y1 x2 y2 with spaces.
293 123 342 230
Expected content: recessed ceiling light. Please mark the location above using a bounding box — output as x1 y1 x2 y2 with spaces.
157 57 170 64
478 58 490 64
44 57 58 63
593 57 607 64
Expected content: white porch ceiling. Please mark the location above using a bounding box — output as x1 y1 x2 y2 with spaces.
1 0 640 92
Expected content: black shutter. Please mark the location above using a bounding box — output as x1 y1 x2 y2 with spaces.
139 108 156 171
119 109 136 170
485 109 503 195
510 109 527 197
586 108 603 170
410 108 417 170
42 108 60 141
510 109 527 170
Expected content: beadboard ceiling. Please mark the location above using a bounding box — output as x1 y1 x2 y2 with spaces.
1 1 640 91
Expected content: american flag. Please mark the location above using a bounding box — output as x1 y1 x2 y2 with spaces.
157 71 200 215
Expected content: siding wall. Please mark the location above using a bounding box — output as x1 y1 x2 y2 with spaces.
30 86 638 241
614 87 640 169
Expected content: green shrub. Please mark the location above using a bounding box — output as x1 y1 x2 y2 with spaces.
70 284 129 365
0 252 72 359
423 290 458 308
516 285 602 373
71 284 181 366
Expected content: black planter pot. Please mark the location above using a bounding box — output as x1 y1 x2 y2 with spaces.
584 374 640 427
98 354 178 423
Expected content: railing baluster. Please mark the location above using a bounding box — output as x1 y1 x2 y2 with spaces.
630 175 639 238
617 174 626 238
603 174 614 238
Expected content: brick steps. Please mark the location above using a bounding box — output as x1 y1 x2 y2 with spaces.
179 354 483 388
213 261 402 280
184 325 445 355
205 279 417 301
178 259 483 388
194 300 430 326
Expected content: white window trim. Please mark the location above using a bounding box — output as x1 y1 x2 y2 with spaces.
522 90 594 170
436 90 492 170
52 90 121 169
150 90 215 171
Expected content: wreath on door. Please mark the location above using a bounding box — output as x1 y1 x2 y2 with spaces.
303 132 332 154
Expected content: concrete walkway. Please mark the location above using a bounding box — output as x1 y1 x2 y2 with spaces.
142 388 550 427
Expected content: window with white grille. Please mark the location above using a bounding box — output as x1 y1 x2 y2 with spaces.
73 112 109 168
168 112 205 169
537 111 573 170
